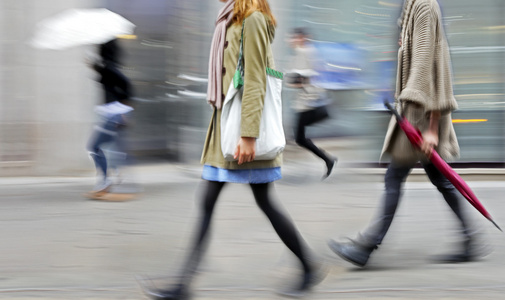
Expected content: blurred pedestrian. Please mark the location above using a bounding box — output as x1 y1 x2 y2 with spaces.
328 0 484 267
286 28 337 179
85 39 134 199
141 0 325 299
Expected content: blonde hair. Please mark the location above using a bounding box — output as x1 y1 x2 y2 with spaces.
232 0 277 26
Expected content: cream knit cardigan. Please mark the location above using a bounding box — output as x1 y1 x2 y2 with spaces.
381 0 460 165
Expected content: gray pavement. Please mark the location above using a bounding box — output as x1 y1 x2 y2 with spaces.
1 156 505 299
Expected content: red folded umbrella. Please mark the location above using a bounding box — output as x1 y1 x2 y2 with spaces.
384 101 501 231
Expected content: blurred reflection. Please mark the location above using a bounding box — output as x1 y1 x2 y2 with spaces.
82 0 505 164
1 0 504 174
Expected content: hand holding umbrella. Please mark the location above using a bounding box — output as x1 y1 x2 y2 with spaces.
384 101 501 232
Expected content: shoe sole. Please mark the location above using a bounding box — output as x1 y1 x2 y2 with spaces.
91 193 136 201
136 275 191 300
84 185 112 199
276 289 309 298
84 191 108 199
431 254 475 264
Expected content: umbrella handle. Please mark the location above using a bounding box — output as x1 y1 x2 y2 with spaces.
384 100 403 122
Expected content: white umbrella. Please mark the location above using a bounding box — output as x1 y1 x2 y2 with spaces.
30 8 135 50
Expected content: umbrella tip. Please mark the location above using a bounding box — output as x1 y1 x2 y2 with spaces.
491 220 502 232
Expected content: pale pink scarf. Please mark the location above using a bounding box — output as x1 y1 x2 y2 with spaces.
207 0 235 109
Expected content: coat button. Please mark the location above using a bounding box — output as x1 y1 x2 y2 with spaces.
224 41 229 48
222 67 226 75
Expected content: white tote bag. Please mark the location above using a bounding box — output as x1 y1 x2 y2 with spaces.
220 21 285 162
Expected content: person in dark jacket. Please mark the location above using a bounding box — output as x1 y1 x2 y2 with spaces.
94 39 131 104
86 39 134 198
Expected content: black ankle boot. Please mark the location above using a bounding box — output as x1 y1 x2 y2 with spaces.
323 156 337 180
277 260 328 298
433 238 475 263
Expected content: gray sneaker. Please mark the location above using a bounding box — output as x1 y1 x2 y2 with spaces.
328 238 376 267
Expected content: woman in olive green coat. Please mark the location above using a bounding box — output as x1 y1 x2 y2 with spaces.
143 0 323 299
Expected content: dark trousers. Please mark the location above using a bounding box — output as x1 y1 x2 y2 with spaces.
357 161 474 247
295 107 330 163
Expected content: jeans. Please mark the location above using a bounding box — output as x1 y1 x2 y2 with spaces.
357 161 474 247
87 116 124 178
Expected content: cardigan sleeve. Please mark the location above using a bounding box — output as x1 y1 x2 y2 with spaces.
398 6 436 110
398 3 457 115
240 12 268 138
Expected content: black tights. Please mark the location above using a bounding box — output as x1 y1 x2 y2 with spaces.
179 181 311 285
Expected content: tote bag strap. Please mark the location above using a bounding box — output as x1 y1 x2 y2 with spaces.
233 20 246 89
234 19 283 90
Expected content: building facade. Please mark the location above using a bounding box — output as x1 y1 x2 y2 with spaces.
1 0 504 176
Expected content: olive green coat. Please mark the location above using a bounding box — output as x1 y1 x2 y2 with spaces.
201 11 282 169
381 0 460 165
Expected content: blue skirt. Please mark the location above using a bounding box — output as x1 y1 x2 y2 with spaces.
201 165 281 184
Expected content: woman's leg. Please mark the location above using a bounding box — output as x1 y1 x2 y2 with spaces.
295 111 330 162
179 180 226 285
250 183 311 274
295 110 335 177
143 180 225 299
87 129 114 190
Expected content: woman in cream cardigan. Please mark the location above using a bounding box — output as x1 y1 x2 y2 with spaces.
142 0 323 299
328 0 482 267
